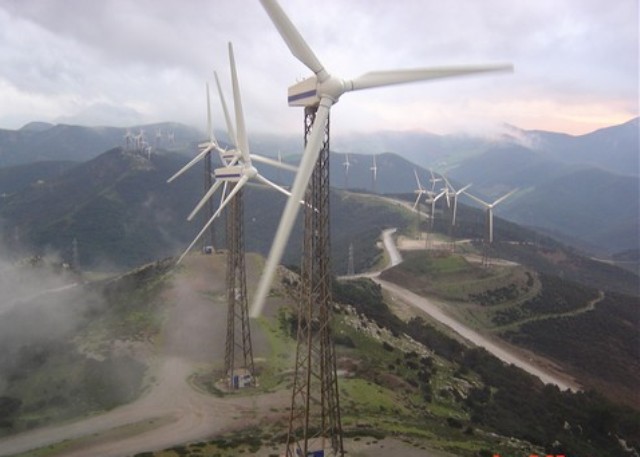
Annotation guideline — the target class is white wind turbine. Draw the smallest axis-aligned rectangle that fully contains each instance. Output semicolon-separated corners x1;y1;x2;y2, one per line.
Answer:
442;175;471;227
370;155;378;193
124;129;133;150
412;169;429;210
176;42;296;263
429;169;442;192
412;169;431;239
343;153;351;189
426;187;448;229
463;189;518;244
251;0;512;317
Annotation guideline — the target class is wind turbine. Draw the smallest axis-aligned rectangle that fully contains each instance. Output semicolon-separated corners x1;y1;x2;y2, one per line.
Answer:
427;187;447;229
429;169;442;192
442;175;472;228
463;188;518;244
175;43;295;263
370;155;378;193
124;129;133;150
413;169;429;209
155;128;163;149
343;153;351;189
252;0;512;318
136;129;146;151
412;169;429;239
441;175;471;251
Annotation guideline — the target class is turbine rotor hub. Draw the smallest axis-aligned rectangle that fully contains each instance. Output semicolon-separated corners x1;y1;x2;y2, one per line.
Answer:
317;75;346;102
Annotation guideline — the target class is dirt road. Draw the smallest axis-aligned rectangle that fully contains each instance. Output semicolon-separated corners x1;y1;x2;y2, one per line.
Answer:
346;227;580;392
0;255;287;457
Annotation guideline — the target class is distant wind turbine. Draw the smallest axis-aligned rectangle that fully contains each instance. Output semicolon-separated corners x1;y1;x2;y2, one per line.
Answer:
442;175;472;227
343;153;351;189
463;189;518;244
413;169;429;209
426;187;447;229
370;155;378;193
429;169;442;192
412;169;431;239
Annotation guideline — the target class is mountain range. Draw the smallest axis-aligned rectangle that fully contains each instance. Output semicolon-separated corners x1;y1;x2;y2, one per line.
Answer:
0;147;412;273
0;117;637;258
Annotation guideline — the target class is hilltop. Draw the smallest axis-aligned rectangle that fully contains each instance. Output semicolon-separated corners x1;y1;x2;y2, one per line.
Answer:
2;246;638;457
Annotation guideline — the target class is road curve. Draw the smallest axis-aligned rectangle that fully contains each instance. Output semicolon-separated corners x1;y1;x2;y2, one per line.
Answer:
374;278;579;391
381;228;403;268
364;227;580;392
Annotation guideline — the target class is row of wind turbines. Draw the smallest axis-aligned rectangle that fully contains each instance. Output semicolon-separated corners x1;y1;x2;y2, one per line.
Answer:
124;127;175;156
412;168;517;248
342;153;379;193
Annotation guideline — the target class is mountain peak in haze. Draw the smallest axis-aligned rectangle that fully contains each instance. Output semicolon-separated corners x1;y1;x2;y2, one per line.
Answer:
19;121;54;132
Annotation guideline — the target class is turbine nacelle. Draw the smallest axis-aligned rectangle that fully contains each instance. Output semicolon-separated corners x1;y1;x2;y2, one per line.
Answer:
288;74;349;107
214;165;243;183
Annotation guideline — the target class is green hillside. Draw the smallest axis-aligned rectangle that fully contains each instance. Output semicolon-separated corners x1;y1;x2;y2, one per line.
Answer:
0;258;172;436
0;148;412;272
380;249;640;409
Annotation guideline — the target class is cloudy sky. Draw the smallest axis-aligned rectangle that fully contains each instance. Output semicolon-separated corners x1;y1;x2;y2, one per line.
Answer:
0;0;637;137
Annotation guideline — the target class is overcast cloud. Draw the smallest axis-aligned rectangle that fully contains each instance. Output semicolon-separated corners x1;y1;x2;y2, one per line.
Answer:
0;0;637;136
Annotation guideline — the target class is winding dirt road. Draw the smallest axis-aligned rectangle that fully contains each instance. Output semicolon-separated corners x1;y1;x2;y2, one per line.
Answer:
0;255;287;457
365;227;580;391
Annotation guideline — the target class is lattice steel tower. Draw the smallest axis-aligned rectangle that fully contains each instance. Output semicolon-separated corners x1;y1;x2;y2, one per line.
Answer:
285;107;344;457
224;187;255;389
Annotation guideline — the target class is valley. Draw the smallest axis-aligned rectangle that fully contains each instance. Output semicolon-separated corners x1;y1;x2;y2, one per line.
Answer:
1;225;637;456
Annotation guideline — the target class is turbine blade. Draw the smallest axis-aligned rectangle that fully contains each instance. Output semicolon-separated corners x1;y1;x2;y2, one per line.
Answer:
456;183;472;195
255;173;291;198
187;179;223;221
206;82;213;143
463;190;490;208
167;145;214;183
492;188;518;206
177;216;215;264
251;153;297;172
414;169;423;191
228;42;251;164
349;64;513;92
220;180;228;206
251;97;333;318
413;192;422;210
212;174;249;221
176;176;245;265
441;174;454;192
214;71;237;147
259;0;327;80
